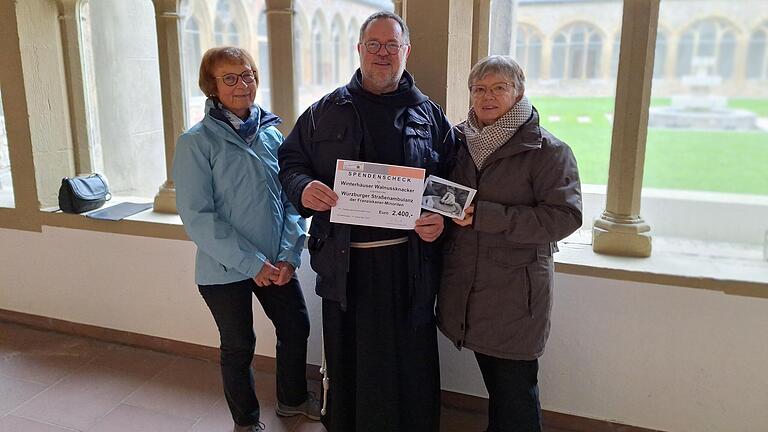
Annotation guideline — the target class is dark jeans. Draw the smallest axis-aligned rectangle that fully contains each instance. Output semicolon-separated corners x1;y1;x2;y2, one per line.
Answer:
199;277;310;427
475;352;542;432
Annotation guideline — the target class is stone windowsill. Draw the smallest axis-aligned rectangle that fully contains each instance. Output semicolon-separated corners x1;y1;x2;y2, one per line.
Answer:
32;201;768;297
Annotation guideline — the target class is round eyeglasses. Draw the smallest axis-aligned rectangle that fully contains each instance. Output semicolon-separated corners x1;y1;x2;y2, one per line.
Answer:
215;71;256;87
363;41;407;55
469;82;514;99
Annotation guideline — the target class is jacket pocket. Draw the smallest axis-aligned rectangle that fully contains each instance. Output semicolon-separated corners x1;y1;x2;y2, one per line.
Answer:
405;121;440;174
484;247;537;320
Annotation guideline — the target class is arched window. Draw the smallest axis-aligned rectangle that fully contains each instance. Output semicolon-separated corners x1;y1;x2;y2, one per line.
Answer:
294;13;305;84
551;34;566;79
182;16;202;99
515;25;541;80
348;20;359;75
311;12;326;85
257;12;270;109
610;32;620;78
586;33;602;78
654;31;667;79
747;22;768;79
331;18;342;83
214;0;240;46
551;23;603;80
675;19;738;79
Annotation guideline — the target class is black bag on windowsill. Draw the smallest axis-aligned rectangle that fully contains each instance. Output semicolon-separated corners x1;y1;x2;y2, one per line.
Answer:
58;174;111;214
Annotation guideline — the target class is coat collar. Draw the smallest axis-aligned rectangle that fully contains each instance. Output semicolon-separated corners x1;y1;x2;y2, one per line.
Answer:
458;107;543;169
201;99;281;153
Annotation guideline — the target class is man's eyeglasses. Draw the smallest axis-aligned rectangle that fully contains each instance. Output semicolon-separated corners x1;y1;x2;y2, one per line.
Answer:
363;41;407;55
215;71;256;87
469;82;515;99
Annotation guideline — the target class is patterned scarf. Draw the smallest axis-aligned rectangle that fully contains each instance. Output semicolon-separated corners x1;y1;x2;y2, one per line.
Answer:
208;98;262;145
463;96;533;169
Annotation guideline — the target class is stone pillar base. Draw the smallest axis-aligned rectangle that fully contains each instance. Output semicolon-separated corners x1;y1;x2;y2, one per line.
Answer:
592;212;652;257
152;180;176;214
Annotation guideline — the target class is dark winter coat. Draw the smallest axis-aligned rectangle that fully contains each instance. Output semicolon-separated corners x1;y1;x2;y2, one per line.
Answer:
437;108;582;359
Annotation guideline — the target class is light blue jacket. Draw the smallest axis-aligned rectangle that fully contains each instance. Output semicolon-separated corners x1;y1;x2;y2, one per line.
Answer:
174;101;306;285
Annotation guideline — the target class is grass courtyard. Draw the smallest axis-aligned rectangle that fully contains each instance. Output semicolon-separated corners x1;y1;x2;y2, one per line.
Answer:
528;96;768;196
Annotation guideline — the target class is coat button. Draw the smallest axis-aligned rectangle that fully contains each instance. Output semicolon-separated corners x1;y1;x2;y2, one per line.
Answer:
460;323;465;331
457;339;463;348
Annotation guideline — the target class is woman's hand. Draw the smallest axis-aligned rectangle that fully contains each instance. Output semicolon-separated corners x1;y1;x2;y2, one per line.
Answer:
253;260;279;287
453;205;474;227
415;211;444;242
271;261;295;286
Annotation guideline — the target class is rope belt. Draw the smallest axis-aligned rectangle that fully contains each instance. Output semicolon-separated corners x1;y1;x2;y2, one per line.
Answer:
349;237;408;249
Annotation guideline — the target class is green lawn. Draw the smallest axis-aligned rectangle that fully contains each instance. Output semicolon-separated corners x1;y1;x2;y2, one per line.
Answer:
528;96;768;196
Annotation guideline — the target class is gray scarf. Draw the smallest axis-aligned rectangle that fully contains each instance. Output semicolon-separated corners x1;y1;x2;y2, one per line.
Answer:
463;96;533;169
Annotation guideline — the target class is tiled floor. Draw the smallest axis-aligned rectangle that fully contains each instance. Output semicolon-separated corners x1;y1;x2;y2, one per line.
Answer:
0;321;489;432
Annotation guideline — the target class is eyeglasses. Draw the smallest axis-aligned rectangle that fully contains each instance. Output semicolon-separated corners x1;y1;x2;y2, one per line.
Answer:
469;82;515;98
215;71;256;87
362;41;407;55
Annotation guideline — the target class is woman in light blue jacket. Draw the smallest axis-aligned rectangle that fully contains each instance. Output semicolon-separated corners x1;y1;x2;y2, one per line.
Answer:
173;47;320;432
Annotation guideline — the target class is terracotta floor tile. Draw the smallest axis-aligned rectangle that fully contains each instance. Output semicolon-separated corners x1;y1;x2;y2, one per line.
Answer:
252;370;277;403
11;365;147;431
123;357;221;421
84;404;196;432
0;327;96;386
291;418;327;432
0;375;46;416
0;415;77;432
440;406;487;432
190;397;299;432
89;344;175;378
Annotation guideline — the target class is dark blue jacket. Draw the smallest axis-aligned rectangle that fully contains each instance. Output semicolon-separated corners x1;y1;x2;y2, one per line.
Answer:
278;76;456;325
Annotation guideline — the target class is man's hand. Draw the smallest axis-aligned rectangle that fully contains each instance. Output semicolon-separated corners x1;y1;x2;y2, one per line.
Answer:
253;260;279;287
301;180;338;211
453;205;474;227
270;261;295;286
414;211;444;242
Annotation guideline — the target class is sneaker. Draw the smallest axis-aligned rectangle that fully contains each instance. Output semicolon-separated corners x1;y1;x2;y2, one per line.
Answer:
233;421;264;432
275;392;322;421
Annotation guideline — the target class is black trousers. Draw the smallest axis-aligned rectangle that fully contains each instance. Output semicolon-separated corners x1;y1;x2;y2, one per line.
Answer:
475;352;542;432
199;278;310;427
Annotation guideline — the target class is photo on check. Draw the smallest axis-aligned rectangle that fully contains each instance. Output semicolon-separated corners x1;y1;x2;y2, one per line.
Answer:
421;175;476;219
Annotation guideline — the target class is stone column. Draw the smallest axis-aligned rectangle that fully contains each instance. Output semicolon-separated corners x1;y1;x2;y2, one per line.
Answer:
393;0;405;18
592;0;659;257
489;0;514;55
265;0;297;135
0;1;39;212
471;0;490;65
57;0;94;175
151;0;185;214
403;0;473;124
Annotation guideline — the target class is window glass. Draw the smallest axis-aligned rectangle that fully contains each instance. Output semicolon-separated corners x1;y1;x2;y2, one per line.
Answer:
645;2;768;197
495;0;621;186
180;0;271;127
80;0;165;199
294;1;393;113
0;89;14;208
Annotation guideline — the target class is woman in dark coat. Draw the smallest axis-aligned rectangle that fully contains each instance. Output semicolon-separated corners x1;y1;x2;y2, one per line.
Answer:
437;55;583;432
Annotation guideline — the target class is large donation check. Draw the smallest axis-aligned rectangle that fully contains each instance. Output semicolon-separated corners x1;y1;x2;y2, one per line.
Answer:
330;159;425;230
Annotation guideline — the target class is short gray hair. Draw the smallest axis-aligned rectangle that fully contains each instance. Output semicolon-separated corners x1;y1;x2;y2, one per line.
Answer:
468;55;526;96
359;11;410;44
